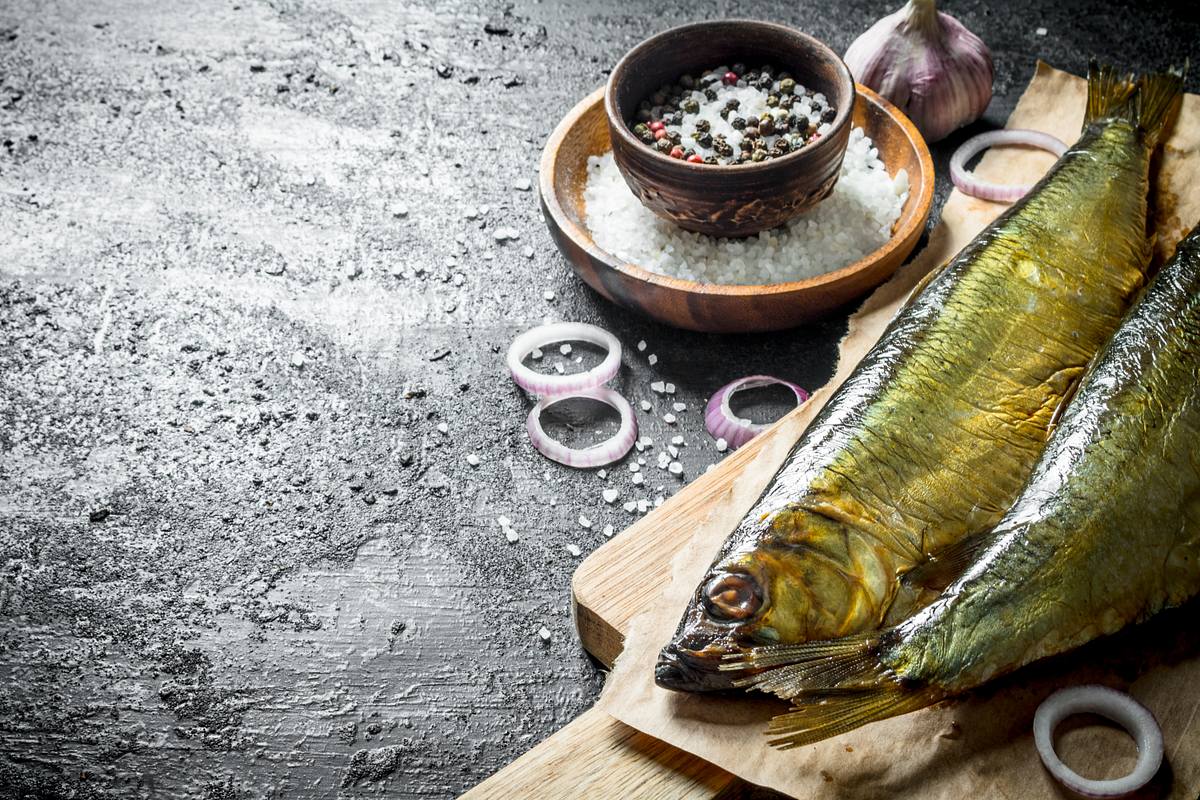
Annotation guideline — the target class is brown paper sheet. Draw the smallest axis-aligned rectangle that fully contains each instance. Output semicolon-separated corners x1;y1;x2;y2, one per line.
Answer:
598;63;1200;800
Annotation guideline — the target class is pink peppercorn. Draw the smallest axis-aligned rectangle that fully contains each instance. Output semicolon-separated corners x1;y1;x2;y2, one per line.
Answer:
722;71;738;86
686;154;704;163
648;120;665;132
669;145;684;159
653;128;668;141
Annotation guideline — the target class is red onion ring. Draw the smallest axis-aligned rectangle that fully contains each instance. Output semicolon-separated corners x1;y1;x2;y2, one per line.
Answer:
1033;685;1163;798
951;129;1069;202
526;387;637;468
705;376;809;450
506;322;622;396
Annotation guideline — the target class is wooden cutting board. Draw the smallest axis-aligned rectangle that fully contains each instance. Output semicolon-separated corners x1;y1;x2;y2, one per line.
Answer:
462;412;809;798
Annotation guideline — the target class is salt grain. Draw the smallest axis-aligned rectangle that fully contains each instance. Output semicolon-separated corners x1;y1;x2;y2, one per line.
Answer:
578;515;592;528
567;543;581;556
584;128;907;285
538;626;552;641
669;461;683;475
716;437;728;452
598;469;607;479
437;422;449;434
648;354;658;365
559;343;572;355
543;290;556;301
672;402;686;412
637;340;647;352
602;488;619;504
632;473;644;485
663;413;677;424
466;453;480;467
640;400;652;411
603;524;614;537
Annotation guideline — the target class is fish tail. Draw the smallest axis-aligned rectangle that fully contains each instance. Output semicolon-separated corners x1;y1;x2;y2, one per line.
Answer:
1085;60;1185;146
1085;61;1138;125
722;631;944;749
1134;63;1186;146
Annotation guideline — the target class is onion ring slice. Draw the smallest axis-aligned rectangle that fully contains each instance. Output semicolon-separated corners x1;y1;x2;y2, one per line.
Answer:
506;322;622;396
1033;685;1163;798
705;375;809;450
527;387;637;468
951;129;1069;203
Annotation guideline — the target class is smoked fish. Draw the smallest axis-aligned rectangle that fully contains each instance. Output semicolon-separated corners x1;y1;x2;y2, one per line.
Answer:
735;219;1200;747
657;63;1183;692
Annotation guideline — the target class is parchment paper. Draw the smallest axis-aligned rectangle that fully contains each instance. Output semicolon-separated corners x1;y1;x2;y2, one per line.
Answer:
598;63;1200;800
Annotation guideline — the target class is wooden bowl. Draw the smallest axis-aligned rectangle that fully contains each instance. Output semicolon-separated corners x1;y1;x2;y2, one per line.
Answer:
605;20;855;237
539;84;934;333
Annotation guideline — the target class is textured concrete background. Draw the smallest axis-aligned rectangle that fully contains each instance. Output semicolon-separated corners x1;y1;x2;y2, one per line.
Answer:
1;1;1197;797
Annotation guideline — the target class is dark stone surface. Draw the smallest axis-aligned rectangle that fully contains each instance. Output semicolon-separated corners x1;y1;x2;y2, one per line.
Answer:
0;1;1196;797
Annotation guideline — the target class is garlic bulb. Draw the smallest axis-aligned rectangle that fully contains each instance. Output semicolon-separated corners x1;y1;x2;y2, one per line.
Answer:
844;0;993;142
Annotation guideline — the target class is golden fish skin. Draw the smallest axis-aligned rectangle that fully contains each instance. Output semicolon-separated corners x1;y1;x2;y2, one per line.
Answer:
748;216;1199;750
887;221;1200;694
658;64;1173;693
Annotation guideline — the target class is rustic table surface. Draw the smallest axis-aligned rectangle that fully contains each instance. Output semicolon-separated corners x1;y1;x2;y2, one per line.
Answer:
1;0;1196;797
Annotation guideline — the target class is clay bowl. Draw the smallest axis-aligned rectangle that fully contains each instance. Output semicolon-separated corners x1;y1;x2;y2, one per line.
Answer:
606;20;855;237
539;84;934;333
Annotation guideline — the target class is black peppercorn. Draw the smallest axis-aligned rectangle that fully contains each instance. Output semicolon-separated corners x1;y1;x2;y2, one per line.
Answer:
667;130;681;144
792;115;809;135
667;112;683;125
704;88;717;101
697;132;713;148
744;115;758;128
681;98;699;114
651;91;667;106
779;78;796;96
704;155;719;164
655;138;672;153
773;137;792;154
694;119;710;132
719;107;731;120
724;97;740;111
731;116;746;130
739;138;754;152
743;127;759;141
765;94;779;108
680;74;695;89
821;107;836;123
714;139;733;157
779;95;794;110
759;118;775;136
757;74;773;90
731;62;746;75
750;149;767;162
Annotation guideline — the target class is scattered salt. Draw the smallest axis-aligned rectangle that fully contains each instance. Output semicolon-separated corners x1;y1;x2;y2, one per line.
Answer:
640;400;652;411
716;437;728;452
672;402;686;412
466;453;480;467
538;626;552;641
623;500;637;512
554;362;565;374
578;515;592;529
522;246;535;259
505;528;519;543
669;461;683;476
583;128;907;285
663;413;677;424
603;524;614;537
567;543;582;556
290;351;306;368
650;381;666;394
671;435;684;446
1035;26;1048;36
598;469;607;479
636;340;647;352
664;383;676;395
437;422;449;434
648;354;658;365
632;473;644;485
531;347;543;359
602;488;619;504
513;177;532;191
543;290;556;301
559;343;572;355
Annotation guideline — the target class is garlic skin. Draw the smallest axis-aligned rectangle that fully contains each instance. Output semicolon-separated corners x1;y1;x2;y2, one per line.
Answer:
844;0;993;142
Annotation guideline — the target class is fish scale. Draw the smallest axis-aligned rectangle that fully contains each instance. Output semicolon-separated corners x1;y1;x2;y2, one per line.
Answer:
657;63;1180;693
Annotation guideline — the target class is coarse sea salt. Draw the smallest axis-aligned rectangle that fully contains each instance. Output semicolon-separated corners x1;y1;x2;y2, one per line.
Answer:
584;128;908;285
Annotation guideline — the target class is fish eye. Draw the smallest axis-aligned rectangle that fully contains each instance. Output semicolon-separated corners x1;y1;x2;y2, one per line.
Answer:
702;572;762;621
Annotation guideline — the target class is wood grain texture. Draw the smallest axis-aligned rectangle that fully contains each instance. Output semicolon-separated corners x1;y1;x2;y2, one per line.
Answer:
458;707;740;800
605;20;855;237
540;83;934;332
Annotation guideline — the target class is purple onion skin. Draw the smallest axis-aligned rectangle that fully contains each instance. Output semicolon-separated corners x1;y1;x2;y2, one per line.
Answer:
844;0;994;142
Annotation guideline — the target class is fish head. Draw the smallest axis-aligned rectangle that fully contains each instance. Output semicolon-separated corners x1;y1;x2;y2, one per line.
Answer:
657;509;875;692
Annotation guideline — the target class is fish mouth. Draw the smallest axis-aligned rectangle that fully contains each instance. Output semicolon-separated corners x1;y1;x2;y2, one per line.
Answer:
655;645;744;692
